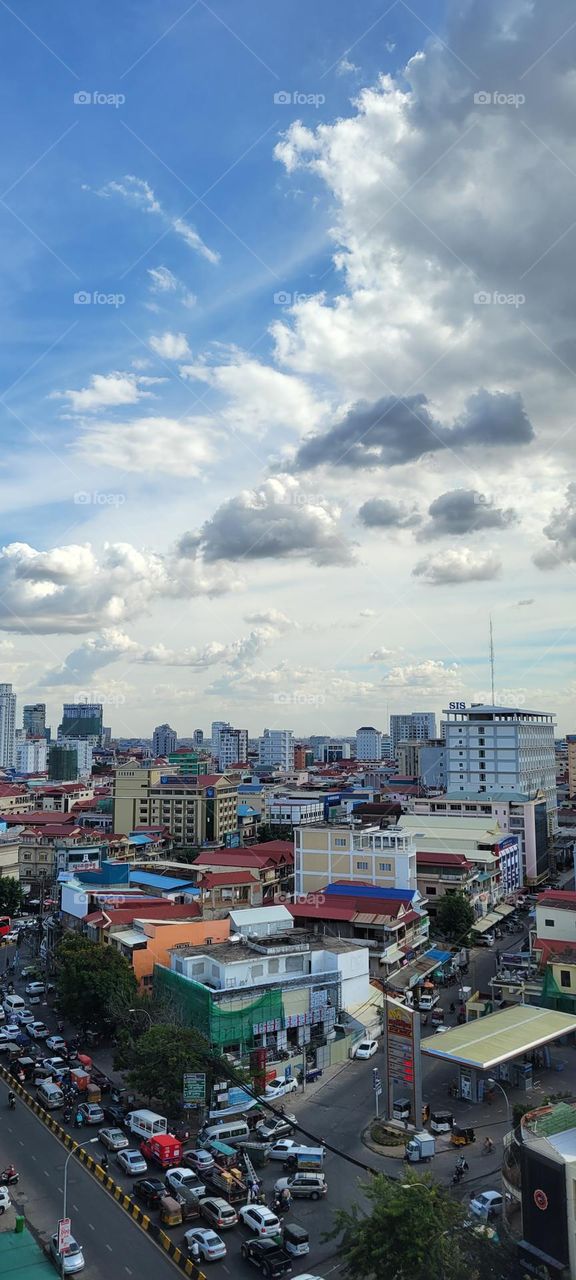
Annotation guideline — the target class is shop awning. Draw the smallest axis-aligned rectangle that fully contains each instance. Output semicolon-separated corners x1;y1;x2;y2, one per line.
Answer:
471;913;501;933
494;903;515;918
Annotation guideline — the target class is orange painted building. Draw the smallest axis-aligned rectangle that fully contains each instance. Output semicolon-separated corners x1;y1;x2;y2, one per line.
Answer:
107;916;231;987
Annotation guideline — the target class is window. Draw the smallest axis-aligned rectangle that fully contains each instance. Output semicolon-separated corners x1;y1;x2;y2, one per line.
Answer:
379;862;392;872
425;886;437;895
356;860;369;870
285;955;304;972
191;961;204;976
268;958;280;973
545;918;554;927
251;964;264;979
334;837;347;848
561;970;572;988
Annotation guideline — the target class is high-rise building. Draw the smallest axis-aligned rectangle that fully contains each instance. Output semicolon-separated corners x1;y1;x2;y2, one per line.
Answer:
60;702;103;740
23;703;47;738
193;729;204;747
48;744;79;781
355;726;382;761
152;724;177;757
390;713;437;755
217;728;248;770
258;729;294;771
113;764;238;845
16;738;48;774
0;683;16;769
444;704;558;838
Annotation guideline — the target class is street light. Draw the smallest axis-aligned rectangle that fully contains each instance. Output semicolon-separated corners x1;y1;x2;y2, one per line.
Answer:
61;1139;99;1279
486;1076;512;1128
128;1007;153;1029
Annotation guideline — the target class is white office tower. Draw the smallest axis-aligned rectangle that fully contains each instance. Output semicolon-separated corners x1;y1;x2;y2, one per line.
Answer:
16;738;48;774
0;683;16;768
152;724;177;757
390;712;437;755
258;729;294;771
217;727;248;770
444;704;558;837
355;726;382;761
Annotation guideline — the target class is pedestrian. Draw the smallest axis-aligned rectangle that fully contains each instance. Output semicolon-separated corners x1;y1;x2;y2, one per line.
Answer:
190;1239;201;1266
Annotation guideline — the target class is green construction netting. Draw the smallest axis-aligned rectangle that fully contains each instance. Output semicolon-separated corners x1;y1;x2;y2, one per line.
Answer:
530;1101;576;1137
154;965;283;1048
541;967;576;1014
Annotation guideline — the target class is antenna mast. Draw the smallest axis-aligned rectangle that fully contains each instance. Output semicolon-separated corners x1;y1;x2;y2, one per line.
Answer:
489;615;495;706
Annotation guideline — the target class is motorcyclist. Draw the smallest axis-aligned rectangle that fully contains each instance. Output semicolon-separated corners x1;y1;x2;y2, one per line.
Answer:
2;1165;16;1182
8;1090;15;1109
189;1239;201;1265
101;1154;109;1172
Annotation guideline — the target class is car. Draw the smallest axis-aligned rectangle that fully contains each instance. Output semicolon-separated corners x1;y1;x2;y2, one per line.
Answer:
0;1030;15;1051
184;1227;227;1262
45;1035;67;1054
264;1078;299;1099
353;1039;379;1059
117;1149;148;1176
469;1191;503;1219
133;1177;166;1208
78;1103;105;1126
165;1167;206;1198
27;1021;49;1040
21;965;40;979
25;981;45;998
183;1148;215;1174
268;1140;299;1161
239;1205;282;1238
199;1197;239;1230
3;1025;22;1041
3;932;18;943
240;1239;292;1277
15;1008;35;1025
42;1056;67;1073
0;1006;5;1022
0;1187;10;1214
256;1115;296;1142
98;1127;129;1152
49;1232;85;1274
103;1102;127;1126
274;1173;327;1201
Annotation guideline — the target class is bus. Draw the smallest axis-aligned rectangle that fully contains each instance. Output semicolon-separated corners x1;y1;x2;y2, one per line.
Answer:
0;916;10;940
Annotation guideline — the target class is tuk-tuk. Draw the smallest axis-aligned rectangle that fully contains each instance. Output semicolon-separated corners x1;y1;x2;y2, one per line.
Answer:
160;1194;183;1227
203;1139;238;1168
175;1188;201;1221
86;1082;102;1105
283;1223;309;1257
429;1110;453;1134
451;1125;476;1147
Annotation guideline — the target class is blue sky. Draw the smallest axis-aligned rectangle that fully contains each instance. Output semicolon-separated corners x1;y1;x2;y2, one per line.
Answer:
1;0;575;736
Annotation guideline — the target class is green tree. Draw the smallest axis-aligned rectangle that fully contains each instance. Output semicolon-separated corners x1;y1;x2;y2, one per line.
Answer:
55;934;137;1031
435;891;475;941
121;1024;220;1115
330;1172;513;1280
0;877;25;916
257;823;293;842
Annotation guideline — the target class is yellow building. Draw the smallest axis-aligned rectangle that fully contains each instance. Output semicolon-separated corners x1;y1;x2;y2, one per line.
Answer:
113;764;238;845
294;824;417;896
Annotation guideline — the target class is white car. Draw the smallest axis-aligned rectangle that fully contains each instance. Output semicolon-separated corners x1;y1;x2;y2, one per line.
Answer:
15;1008;35;1026
98;1127;129;1152
27;1021;49;1040
45;1035;67;1054
42;1056;67;1072
268;1140;299;1161
117;1149;147;1176
3;1025;22;1041
25;981;45;997
238;1205;281;1238
469;1191;503;1219
353;1039;379;1059
264;1078;298;1099
0;1187;10;1214
165;1167;206;1198
50;1233;85;1274
184;1228;226;1262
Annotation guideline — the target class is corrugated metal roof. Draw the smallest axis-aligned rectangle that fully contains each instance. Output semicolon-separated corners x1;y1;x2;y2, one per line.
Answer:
129;870;198;891
422;1005;576;1069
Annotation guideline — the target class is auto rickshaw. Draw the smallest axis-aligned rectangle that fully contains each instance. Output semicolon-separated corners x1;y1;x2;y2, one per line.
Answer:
159;1194;183;1227
283;1223;309;1257
450;1125;476;1147
429;1110;453;1134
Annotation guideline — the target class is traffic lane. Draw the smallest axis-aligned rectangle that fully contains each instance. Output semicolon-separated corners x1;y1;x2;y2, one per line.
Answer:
0;1079;179;1280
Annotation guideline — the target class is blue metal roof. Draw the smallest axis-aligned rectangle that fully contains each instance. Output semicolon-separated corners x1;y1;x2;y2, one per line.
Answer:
128;833;153;845
129;870;199;892
237;804;258;816
425;948;452;964
324;882;415;900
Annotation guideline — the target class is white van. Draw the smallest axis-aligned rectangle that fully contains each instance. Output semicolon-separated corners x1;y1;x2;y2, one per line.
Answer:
3;995;25;1020
37;1081;64;1110
199;1119;251;1147
125;1109;168;1140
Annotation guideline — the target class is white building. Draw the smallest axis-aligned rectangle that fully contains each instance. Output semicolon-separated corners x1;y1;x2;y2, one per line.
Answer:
54;739;94;777
355;726;382;761
152;723;177;757
217;727;248;770
443;704;558;839
258;729;294;771
16;738;48;774
0;683;16;769
266;794;325;827
390;712;437;756
409;790;549;885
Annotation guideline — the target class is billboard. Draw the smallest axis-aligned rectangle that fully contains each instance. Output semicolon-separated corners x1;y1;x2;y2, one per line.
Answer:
520;1146;569;1269
382;996;422;1124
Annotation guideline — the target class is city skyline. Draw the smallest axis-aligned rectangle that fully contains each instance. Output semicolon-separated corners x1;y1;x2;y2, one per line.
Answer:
1;2;575;734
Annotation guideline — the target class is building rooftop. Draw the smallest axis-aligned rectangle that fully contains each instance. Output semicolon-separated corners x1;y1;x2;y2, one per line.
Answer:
325;882;417;901
0;1223;54;1279
229;905;293;927
415;850;472;868
537;890;576;911
170;931;363;964
442;790;535;803
199;869;258;888
129;870;199;892
422;1005;576;1069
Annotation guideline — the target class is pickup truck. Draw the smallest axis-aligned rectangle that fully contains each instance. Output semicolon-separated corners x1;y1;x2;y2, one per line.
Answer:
240;1239;292;1277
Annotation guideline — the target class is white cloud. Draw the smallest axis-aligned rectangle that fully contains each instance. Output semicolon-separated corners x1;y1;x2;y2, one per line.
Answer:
40;628;139;686
95;175;219;264
53;372;151;414
369;648;396;661
413;547;502;585
149;331;191;361
380;659;460;690
147;266;196;308
73;415;216;476
180;352;329;438
243;609;296;632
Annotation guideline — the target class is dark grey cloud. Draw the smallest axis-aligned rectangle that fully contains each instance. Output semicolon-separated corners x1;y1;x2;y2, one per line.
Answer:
533;483;576;569
293;388;534;472
358;497;420;529
415;488;517;541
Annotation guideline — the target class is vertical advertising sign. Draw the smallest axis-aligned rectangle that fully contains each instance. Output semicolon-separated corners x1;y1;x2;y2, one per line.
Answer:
382;995;422;1125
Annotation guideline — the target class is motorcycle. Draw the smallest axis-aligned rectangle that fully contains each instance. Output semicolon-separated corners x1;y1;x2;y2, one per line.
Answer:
0;1167;19;1186
272;1193;291;1215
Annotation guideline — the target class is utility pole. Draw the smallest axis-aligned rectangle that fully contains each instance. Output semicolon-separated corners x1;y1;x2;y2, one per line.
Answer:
489;615;495;706
373;1067;382;1118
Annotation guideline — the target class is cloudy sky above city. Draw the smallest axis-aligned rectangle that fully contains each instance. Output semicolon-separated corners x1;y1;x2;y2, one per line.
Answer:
2;0;576;735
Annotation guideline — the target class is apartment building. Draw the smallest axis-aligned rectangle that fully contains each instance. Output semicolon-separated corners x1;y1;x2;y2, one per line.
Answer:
416;850;481;921
398;813;521;898
0;783;34;813
409;790;549;884
294;823;417;897
152;724;177;757
355;726;382;761
113;763;238;845
390;712;436;756
265;793;325;827
258;729;294;771
0;683;16;769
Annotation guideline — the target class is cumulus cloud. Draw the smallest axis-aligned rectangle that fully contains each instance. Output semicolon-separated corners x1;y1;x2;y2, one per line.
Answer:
358;497;420;529
94;175;219;263
380;659;460;690
293;389;534;472
149;331;191;361
413;547;502;585
53;372;152;414
533;485;576;569
243;609;296;632
180;353;328;438
40;628;139;686
139;626;279;671
369;648;396;661
73;415;216;476
416;489;517;540
147;266;196;308
183;475;353;567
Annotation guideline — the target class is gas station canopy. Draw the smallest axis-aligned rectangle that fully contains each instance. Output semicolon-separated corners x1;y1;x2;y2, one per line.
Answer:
421;1005;576;1069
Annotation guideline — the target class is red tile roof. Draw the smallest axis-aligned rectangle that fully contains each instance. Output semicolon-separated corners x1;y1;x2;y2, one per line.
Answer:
416;851;471;868
102;902;201;924
4;811;76;825
199;870;257;888
537;891;576;910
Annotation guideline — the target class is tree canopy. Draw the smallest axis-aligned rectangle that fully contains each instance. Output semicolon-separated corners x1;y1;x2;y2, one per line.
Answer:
330;1172;514;1280
0;877;25;917
55;933;137;1030
120;1023;220;1115
435;891;475;941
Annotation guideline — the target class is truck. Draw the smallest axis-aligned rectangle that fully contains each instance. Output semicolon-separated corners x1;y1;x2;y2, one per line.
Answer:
139;1133;183;1169
240;1239;292;1277
206;1164;247;1203
405;1132;435;1164
126;1109;168;1141
282;1147;324;1173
